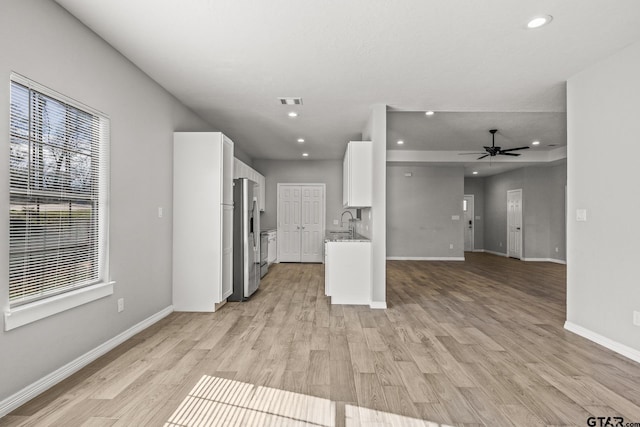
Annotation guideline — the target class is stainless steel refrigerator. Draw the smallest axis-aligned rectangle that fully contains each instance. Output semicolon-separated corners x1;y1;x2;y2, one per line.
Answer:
229;178;260;301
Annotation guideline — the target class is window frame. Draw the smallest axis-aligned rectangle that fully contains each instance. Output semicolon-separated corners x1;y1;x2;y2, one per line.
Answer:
5;73;113;331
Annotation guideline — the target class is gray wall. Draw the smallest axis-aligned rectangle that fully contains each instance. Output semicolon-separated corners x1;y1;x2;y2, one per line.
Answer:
483;163;566;260
0;0;211;401
463;178;485;250
387;165;464;258
253;159;344;231
567;40;640;352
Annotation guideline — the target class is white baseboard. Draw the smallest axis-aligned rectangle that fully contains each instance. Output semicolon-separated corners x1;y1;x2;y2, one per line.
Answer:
564;321;640;364
386;256;465;261
472;249;485;253
522;257;567;265
0;305;174;418
370;301;387;309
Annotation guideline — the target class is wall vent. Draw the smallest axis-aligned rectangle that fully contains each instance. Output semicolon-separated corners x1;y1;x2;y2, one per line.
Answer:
279;97;303;105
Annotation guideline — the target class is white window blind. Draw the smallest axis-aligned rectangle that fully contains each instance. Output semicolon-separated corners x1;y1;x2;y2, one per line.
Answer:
9;74;110;307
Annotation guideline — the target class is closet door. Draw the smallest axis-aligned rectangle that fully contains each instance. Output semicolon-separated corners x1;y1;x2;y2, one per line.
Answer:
278;185;302;262
301;185;324;262
277;184;325;263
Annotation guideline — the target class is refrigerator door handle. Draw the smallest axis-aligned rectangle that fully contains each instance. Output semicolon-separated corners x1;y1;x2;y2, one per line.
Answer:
252;199;258;248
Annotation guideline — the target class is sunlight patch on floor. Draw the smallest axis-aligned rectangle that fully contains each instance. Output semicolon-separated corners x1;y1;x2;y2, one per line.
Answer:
165;375;452;427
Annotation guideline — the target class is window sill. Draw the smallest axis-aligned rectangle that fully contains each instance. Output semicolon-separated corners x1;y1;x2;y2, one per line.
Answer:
4;281;115;331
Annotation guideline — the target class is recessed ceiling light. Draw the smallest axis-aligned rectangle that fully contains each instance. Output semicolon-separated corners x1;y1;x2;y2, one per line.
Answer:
302;153;309;157
288;112;298;118
472;171;478;175
532;140;540;145
527;15;553;29
397;140;404;145
297;138;305;143
425;111;435;116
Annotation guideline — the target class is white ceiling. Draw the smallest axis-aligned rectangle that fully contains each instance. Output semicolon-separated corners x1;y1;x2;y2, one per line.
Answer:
54;0;640;162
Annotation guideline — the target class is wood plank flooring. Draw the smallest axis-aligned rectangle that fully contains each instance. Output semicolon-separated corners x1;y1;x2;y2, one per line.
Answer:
3;253;640;426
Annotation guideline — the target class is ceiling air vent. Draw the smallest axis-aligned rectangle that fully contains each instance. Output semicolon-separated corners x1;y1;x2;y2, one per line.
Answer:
278;97;303;105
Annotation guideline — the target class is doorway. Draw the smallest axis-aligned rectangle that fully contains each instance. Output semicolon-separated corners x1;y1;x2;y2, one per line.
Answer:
463;195;474;251
507;189;523;259
277;184;325;263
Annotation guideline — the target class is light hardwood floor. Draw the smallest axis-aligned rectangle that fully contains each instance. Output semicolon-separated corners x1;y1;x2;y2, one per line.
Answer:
2;253;640;426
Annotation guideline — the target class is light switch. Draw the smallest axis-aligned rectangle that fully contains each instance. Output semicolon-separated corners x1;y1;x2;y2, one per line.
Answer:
158;207;163;218
333;220;339;225
576;209;587;222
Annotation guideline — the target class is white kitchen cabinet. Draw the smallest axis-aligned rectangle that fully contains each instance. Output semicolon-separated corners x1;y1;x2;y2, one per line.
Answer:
259;174;266;212
173;132;234;311
324;241;371;305
343;141;372;208
267;230;277;264
233;158;266;212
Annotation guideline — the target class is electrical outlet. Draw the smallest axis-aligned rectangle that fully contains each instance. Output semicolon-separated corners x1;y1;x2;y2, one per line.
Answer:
633;311;640;326
333;219;339;225
499;242;502;247
555;247;559;253
117;298;125;313
449;244;454;249
158;207;163;218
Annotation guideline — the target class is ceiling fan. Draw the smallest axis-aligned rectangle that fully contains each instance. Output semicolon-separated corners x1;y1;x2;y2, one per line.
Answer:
463;129;529;160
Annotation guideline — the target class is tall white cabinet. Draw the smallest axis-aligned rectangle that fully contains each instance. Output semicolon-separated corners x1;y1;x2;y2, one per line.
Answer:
343;141;372;208
173;132;234;311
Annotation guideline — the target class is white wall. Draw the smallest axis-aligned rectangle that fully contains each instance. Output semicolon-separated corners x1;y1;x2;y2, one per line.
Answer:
361;105;387;307
0;0;211;402
387;166;464;259
567;40;640;353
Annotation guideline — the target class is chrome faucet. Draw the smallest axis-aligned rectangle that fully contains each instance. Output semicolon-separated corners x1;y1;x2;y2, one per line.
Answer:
340;211;355;237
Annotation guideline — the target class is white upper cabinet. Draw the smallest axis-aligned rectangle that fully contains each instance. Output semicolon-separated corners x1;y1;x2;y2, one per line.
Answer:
233;158;266;212
343;141;372;208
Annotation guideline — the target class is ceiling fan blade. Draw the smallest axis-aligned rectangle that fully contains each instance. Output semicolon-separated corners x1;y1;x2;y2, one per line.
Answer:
500;146;530;152
499;152;521;156
477;154;489;160
458;152;486;155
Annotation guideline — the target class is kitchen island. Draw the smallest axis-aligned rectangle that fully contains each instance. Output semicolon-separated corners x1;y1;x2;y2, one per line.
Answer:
324;232;371;305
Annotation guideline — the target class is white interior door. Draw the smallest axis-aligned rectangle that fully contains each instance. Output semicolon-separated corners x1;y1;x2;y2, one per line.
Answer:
507;189;523;259
463;195;474;252
277;185;301;262
301;185;325;262
278;184;325;263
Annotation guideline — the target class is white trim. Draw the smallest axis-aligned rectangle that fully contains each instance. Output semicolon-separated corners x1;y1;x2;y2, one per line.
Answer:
386;256;465;261
522;257;567;265
484;250;508;257
0;305;174;418
564;321;640;364
472;249;486;253
370;301;387;309
4;281;115;331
